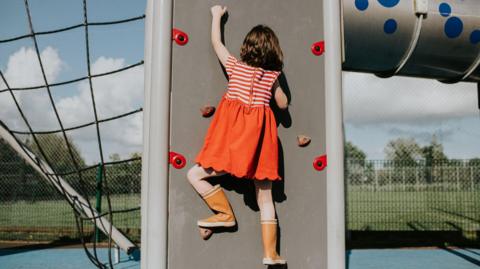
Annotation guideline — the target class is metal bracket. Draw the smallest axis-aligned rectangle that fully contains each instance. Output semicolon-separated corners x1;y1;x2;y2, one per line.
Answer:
440;51;480;84
414;0;429;15
376;2;428;78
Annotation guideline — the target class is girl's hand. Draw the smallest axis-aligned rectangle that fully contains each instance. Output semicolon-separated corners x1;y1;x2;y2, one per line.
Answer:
211;5;227;18
210;5;230;66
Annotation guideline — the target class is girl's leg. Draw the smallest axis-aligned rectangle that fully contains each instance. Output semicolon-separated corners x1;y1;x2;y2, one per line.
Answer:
187;164;235;231
187;163;227;195
254;180;286;265
254;180;276;220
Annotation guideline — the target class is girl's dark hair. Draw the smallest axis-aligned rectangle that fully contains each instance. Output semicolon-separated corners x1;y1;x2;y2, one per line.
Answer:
240;25;283;71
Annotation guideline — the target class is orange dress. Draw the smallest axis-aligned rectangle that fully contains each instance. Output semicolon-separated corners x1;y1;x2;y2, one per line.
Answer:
194;55;282;181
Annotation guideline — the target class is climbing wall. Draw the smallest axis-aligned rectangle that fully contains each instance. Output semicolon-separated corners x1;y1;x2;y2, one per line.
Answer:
168;1;327;268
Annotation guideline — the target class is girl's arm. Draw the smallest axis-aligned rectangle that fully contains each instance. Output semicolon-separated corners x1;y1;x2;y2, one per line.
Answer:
272;80;288;110
211;5;230;67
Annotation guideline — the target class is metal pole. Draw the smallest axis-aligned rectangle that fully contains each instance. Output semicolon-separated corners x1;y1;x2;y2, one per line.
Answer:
470;166;474;191
456;166;460;191
415;168;419;191
477;83;479;110
114;244;120;264
142;0;172;268
324;0;346;268
95;163;103;243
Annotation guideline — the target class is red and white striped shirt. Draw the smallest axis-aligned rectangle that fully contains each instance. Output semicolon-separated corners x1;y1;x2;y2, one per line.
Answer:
224;55;281;107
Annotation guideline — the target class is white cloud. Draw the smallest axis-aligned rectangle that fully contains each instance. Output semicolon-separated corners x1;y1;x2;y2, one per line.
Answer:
1;46;63;88
56;56;144;160
343;72;478;125
0;46;63;130
0;47;144;164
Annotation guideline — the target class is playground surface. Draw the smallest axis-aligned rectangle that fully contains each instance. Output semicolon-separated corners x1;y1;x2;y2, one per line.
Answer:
0;245;479;269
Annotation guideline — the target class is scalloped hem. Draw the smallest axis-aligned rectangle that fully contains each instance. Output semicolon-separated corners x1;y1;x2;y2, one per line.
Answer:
195;160;282;181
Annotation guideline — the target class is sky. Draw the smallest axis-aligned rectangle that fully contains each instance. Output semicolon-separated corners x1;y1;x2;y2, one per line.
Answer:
0;0;479;164
0;0;145;164
343;72;480;159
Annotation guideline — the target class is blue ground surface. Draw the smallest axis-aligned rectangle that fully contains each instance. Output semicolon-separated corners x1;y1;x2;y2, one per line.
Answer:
0;247;479;269
347;248;480;269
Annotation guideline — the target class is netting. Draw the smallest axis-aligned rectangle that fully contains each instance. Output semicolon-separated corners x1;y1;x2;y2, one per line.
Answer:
0;0;144;268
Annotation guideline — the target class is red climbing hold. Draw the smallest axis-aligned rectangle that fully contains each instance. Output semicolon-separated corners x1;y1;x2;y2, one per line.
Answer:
200;105;216;117
169;151;186;169
311;41;325;56
172;28;189;46
313;155;327;171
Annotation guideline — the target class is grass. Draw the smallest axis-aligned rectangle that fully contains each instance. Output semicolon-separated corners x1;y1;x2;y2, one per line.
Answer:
1;190;479;242
347;190;480;233
0;194;140;241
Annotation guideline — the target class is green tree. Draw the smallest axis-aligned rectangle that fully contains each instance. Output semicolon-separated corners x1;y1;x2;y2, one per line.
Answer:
25;133;85;174
384;137;422;184
385;137;422;165
1;138;59;200
130;152;141;159
421;134;448;165
105;152;141;194
468;158;480;184
468;158;480;166
109;153;121;162
345;141;366;161
421;135;448;183
0;138;18;162
345;141;373;183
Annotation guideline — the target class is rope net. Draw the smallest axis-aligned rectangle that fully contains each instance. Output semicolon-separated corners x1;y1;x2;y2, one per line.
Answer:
0;0;144;268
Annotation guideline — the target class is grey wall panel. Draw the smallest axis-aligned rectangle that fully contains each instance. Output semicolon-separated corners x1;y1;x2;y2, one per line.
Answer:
169;1;327;268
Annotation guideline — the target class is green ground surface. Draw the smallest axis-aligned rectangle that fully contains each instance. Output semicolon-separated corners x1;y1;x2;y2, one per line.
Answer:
0;194;140;241
347;190;480;233
1;191;478;242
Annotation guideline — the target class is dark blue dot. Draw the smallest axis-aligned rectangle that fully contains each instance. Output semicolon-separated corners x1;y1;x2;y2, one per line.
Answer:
439;3;451;17
470;30;480;44
384;19;397;34
378;0;400;8
444;17;463;38
355;0;369;11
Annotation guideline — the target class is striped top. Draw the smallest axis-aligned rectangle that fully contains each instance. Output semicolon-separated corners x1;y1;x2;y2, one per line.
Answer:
224;55;281;107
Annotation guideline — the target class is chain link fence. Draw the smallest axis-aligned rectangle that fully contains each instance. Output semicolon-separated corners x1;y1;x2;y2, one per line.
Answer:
0;142;140;243
1;142;479;244
346;159;480;237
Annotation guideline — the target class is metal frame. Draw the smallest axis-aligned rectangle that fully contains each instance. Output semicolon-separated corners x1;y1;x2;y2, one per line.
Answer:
142;0;347;268
141;0;173;269
324;0;346;269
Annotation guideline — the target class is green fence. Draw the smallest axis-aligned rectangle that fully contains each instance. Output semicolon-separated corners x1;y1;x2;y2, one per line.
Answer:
0;159;141;242
346;159;480;236
0;157;479;243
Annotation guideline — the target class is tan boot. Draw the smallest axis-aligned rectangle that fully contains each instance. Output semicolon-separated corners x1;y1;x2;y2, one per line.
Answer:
197;184;236;228
261;219;286;265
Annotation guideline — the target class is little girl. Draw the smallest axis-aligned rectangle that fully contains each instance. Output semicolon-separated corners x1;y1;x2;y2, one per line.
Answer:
186;5;288;266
